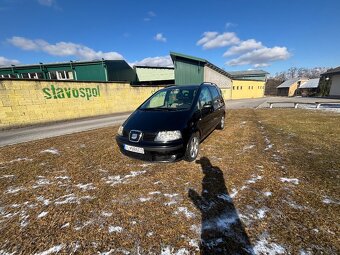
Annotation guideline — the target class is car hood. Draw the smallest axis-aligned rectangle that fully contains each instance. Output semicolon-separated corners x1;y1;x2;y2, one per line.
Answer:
123;109;190;132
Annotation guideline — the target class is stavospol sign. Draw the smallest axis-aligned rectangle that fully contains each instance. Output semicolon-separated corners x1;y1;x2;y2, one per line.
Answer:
42;85;101;100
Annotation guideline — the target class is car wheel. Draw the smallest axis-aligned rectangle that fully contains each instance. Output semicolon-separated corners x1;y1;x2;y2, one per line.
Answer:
217;116;225;130
185;133;200;162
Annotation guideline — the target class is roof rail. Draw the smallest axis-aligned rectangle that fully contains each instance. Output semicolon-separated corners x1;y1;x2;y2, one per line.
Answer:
200;82;216;86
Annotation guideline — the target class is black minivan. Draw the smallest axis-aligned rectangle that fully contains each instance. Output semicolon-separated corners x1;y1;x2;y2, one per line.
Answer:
116;83;225;162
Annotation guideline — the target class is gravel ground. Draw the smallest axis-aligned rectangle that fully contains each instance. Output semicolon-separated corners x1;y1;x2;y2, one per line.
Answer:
0;109;339;254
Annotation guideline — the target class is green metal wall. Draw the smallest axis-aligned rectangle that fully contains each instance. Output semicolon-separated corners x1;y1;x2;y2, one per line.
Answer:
174;58;204;85
74;63;106;81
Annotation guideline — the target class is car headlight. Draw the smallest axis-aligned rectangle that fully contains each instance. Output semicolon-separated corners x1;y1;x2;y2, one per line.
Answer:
117;125;124;136
154;131;182;142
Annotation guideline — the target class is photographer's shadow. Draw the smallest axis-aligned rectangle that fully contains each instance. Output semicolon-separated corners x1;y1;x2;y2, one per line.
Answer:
189;157;254;255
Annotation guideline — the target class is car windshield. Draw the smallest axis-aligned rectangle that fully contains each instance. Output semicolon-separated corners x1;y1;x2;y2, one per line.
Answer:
140;87;197;110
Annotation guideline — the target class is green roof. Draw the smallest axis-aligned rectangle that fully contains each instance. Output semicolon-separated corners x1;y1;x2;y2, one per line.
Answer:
170;52;207;63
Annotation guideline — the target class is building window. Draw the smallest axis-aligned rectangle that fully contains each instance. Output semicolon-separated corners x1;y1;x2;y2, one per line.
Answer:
233;86;235;90
240;86;242;90
249;86;250;89
237;86;239;90
21;73;29;79
56;70;73;80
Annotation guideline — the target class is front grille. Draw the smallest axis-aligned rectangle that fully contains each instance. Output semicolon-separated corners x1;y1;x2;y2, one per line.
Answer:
142;132;157;141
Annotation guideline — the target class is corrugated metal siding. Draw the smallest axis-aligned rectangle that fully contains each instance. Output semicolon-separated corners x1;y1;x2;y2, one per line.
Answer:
174;58;204;85
75;64;106;81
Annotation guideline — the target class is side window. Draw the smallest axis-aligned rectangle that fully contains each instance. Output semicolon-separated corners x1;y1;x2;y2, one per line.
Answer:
198;87;213;109
208;86;222;109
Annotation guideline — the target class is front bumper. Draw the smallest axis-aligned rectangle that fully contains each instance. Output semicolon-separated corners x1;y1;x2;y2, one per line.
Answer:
115;135;184;162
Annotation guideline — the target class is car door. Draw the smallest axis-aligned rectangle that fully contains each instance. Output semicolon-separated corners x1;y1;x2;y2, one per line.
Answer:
197;86;215;138
208;85;224;127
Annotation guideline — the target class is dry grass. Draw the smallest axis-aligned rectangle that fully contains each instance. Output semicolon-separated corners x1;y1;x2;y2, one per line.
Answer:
0;109;339;254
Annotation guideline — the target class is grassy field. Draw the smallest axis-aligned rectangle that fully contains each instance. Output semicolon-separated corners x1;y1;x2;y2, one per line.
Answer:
0;109;339;254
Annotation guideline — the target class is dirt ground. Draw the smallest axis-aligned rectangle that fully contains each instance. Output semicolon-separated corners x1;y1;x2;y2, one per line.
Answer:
0;109;339;255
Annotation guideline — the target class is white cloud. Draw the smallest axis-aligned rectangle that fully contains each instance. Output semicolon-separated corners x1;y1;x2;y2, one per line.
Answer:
197;32;240;49
144;11;156;21
225;22;237;29
37;0;55;7
226;46;291;67
223;39;263;57
0;56;20;66
154;33;167;42
130;56;173;67
8;36;123;61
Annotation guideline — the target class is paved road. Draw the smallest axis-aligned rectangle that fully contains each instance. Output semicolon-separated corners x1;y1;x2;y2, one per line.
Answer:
1;96;339;147
0;113;131;147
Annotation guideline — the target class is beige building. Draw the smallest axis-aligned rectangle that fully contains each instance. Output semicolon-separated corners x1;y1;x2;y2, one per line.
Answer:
277;78;308;97
321;67;340;97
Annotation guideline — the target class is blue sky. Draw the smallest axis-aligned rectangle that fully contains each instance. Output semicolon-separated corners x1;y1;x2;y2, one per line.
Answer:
0;0;339;75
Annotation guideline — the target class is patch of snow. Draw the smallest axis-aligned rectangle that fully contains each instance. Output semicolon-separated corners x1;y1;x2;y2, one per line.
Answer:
174;207;195;219
322;196;340;205
103;170;146;186
5;186;24;194
0;250;16;255
34;244;64;255
243;145;256;151
98;250;114;255
131;221;137;225
164;193;178;198
246;175;263;184
36;196;51;206
280;178;299;185
61;223;70;229
164;201;177;206
37;211;48;218
264;191;272;197
139;197;151;202
190;224;201;235
149;191;161;195
253;236;285;255
188;239;199;249
230;188;238;198
300;249;312;255
147;231;153;237
108;226;123;233
154;181;162;185
40;148;60;155
20;211;29;228
140;163;152;167
75;183;96;191
74;220;93;230
32;177;51;188
54;194;78;205
0;174;15;179
8;157;33;164
257;208;268;219
101;212;113;217
161;247;190;255
54;176;70;180
11;203;20;208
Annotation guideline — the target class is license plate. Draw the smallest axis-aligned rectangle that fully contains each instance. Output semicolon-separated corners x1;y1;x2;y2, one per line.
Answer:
124;144;145;154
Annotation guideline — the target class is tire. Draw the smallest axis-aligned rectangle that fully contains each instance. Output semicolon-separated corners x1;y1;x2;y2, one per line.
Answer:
217;116;225;130
184;133;200;162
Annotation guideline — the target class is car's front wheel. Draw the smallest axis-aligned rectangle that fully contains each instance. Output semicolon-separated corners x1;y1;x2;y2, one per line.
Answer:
184;133;200;162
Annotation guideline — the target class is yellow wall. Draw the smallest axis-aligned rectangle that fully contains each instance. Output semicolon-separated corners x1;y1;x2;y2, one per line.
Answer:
0;79;163;129
231;80;265;99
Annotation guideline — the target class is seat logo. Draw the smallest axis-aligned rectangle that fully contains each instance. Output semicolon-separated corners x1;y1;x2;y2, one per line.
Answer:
129;130;142;142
